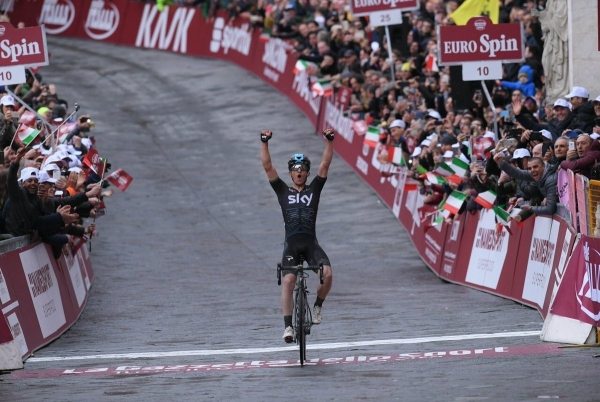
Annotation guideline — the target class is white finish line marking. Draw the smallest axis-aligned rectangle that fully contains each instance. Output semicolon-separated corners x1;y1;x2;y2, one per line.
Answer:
27;330;540;363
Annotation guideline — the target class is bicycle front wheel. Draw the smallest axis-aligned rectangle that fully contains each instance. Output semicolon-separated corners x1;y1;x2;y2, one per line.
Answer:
295;288;306;366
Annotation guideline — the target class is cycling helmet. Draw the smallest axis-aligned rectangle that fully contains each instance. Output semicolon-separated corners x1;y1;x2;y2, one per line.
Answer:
288;153;311;171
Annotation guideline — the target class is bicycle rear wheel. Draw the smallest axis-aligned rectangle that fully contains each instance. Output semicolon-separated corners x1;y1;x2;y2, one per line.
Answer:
295;288;306;366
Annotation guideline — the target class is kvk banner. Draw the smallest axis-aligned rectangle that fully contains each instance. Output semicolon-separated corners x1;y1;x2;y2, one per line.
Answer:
437;17;523;65
552;236;600;325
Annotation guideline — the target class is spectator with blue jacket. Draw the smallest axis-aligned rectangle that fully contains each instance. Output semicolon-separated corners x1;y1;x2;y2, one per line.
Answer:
498;64;536;97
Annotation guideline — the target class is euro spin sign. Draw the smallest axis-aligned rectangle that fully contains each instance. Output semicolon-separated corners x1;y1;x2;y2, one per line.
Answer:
437;17;524;65
351;0;418;16
0;23;49;68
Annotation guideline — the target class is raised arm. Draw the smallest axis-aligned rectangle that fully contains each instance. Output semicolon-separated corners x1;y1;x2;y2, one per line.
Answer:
260;129;278;181
317;128;335;178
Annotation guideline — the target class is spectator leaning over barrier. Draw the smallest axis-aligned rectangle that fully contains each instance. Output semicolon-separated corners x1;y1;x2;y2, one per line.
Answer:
3;148;80;244
493;153;558;222
560;133;600;178
509;147;543;208
36;170;100;257
565;86;595;133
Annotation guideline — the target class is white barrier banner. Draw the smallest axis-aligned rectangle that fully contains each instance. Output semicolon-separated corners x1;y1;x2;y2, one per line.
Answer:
0;267;10;304
466;209;509;289
6;312;27;356
522;217;560;307
20;245;66;338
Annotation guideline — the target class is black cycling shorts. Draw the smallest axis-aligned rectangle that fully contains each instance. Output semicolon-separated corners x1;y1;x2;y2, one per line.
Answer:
281;234;331;274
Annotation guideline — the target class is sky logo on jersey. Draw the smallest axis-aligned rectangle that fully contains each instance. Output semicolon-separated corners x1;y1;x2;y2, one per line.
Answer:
288;193;312;206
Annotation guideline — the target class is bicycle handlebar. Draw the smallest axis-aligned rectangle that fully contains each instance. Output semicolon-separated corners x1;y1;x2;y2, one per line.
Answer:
277;263;324;286
280;264;322;272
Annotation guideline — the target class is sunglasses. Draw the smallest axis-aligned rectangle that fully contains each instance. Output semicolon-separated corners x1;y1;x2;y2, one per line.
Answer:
290;164;308;172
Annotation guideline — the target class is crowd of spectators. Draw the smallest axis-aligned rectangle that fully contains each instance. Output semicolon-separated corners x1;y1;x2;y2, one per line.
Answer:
0;67;113;257
203;0;597;226
143;0;598;226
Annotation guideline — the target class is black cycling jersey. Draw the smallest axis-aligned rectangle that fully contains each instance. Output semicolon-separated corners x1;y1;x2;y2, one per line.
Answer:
270;175;326;239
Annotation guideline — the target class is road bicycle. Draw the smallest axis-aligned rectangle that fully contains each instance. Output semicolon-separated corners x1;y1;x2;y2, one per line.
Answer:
277;260;323;366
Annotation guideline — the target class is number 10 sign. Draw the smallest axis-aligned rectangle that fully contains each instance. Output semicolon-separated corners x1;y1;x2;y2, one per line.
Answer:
0;66;25;85
461;61;502;81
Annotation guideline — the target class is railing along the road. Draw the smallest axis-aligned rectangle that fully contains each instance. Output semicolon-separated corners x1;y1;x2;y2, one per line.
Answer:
2;1;598;370
0;236;93;369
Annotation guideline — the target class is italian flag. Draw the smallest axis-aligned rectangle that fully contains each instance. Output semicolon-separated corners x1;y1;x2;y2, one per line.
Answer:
433;209;451;226
446;174;463;186
450;157;469;177
474;190;496;209
387;146;405;166
443;191;467;215
311;79;333;97
293;59;316;75
364;126;380;148
425;172;446;185
415;165;428;175
19;110;37;127
17;126;41;146
434;162;455;177
493;205;511;226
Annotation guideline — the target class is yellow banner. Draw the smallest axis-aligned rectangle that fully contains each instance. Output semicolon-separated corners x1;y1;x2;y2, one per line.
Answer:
450;0;500;25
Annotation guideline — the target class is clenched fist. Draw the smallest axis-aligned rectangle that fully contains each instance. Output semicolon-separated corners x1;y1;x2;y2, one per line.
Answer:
260;130;272;143
322;128;335;142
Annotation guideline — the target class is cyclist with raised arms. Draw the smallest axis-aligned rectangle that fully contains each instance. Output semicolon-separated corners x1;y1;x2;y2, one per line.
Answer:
260;128;334;343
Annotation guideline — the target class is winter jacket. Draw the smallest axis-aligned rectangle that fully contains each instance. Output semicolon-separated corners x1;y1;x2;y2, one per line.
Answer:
499;161;557;216
560;139;600;178
500;65;536;97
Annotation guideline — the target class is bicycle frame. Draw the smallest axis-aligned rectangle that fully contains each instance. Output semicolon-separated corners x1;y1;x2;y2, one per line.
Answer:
277;262;323;366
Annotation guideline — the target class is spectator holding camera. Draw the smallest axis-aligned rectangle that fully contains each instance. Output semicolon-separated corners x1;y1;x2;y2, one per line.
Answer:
560;133;600;178
464;160;498;212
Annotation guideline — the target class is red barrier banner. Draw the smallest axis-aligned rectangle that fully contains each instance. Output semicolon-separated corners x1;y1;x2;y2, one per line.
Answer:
253;36;293;87
439;213;466;281
1;241;94;358
552;235;600;325
38;0;82;37
80;0;125;43
539;223;575;315
421;216;448;275
128;3;206;54
450;211;480;283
